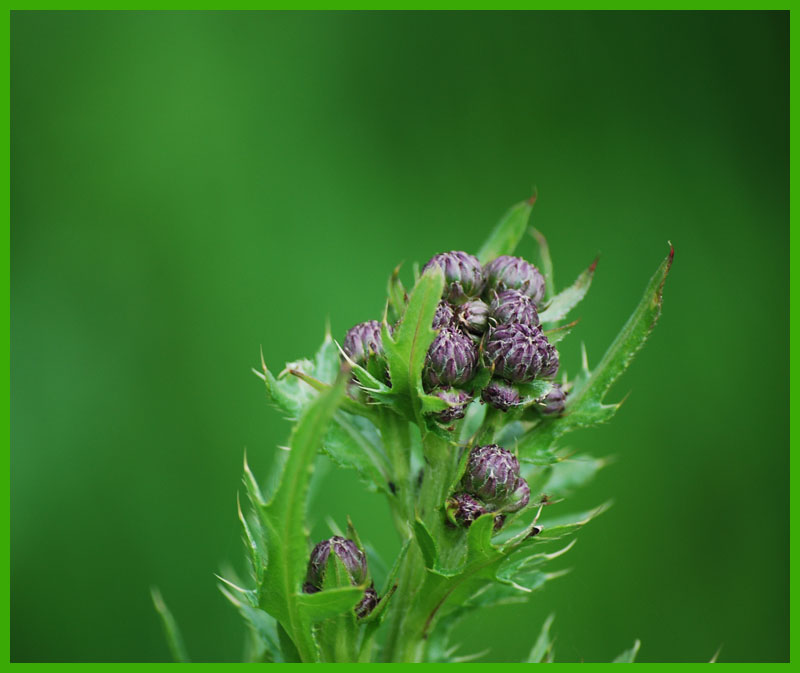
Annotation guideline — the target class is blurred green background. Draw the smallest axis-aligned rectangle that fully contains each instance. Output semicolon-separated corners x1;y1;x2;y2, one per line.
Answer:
11;10;788;663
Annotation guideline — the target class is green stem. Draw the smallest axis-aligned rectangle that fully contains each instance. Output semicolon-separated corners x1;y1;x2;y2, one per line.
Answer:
384;432;460;663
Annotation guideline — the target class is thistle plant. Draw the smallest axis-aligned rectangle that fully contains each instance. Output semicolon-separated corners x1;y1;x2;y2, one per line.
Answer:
154;197;672;663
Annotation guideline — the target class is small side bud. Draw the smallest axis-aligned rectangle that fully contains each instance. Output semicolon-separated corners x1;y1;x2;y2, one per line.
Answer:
484;255;546;304
356;585;379;619
456;299;491;335
423;251;486;304
484;323;559;383
462;444;521;505
304;536;367;593
490;288;540;327
505;476;531;513
432;300;456;330
481;378;522;411
423;327;479;390
537;383;566;415
431;387;473;422
342;321;384;366
446;492;488;528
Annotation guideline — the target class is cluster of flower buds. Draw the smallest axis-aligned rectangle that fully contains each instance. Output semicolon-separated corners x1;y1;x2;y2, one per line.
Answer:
341;250;561;420
447;444;530;530
420;251;559;419
302;536;378;618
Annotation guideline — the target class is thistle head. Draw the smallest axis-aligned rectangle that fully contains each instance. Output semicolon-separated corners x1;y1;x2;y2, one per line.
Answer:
423;327;479;390
484;255;546;304
343;320;384;366
423;251;486;304
303;536;367;592
480;378;522;411
538;383;567;415
462;444;521;505
490;288;540;327
446;491;488;528
484;323;559;383
455;299;491;335
432;300;456;330
430;387;473;423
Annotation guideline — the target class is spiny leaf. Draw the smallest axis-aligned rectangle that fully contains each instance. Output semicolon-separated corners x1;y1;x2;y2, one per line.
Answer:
257;372;348;662
477;197;536;264
544;319;579;344
218;584;281;662
521;246;673;450
323;412;391;494
151;587;190;663
612;639;641;663
540;257;598;324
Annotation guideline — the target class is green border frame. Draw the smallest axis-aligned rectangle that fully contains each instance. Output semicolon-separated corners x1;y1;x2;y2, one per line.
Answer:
3;6;791;666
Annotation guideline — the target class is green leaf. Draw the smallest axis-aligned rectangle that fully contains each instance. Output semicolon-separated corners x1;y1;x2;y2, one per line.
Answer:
544;319;579;344
323;412;391;494
543;454;607;497
150;587;191;663
383;267;445;423
257;372;348;662
413;518;440;570
387;263;408;322
526;613;556;662
612;640;641;663
539;258;598;324
218;584;281;663
521;247;674;450
530;226;555;299
294;585;365;621
477;198;535;264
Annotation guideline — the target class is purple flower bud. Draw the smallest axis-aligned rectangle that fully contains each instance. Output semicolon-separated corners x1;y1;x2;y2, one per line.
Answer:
462;444;521;505
455;299;491;335
431;387;472;423
505;477;530;513
446;492;488;528
432;301;455;330
343;321;384;366
304;536;367;592
484;255;546;304
538;383;566;415
355;585;379;619
490;289;539;327
423;327;479;390
423;251;486;304
484;323;559;383
480;378;522;411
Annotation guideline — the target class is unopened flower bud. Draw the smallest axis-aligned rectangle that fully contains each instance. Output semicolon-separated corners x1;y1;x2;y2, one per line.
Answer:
355;585;379;619
456;299;491;335
343;321;384;366
484;324;559;383
431;387;472;423
462;444;521;505
490;289;539;327
304;536;367;592
432;301;455;330
480;378;522;411
538;383;566;415
505;477;530;513
446;492;488;528
484;255;546;304
423;251;486;304
423;327;479;390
